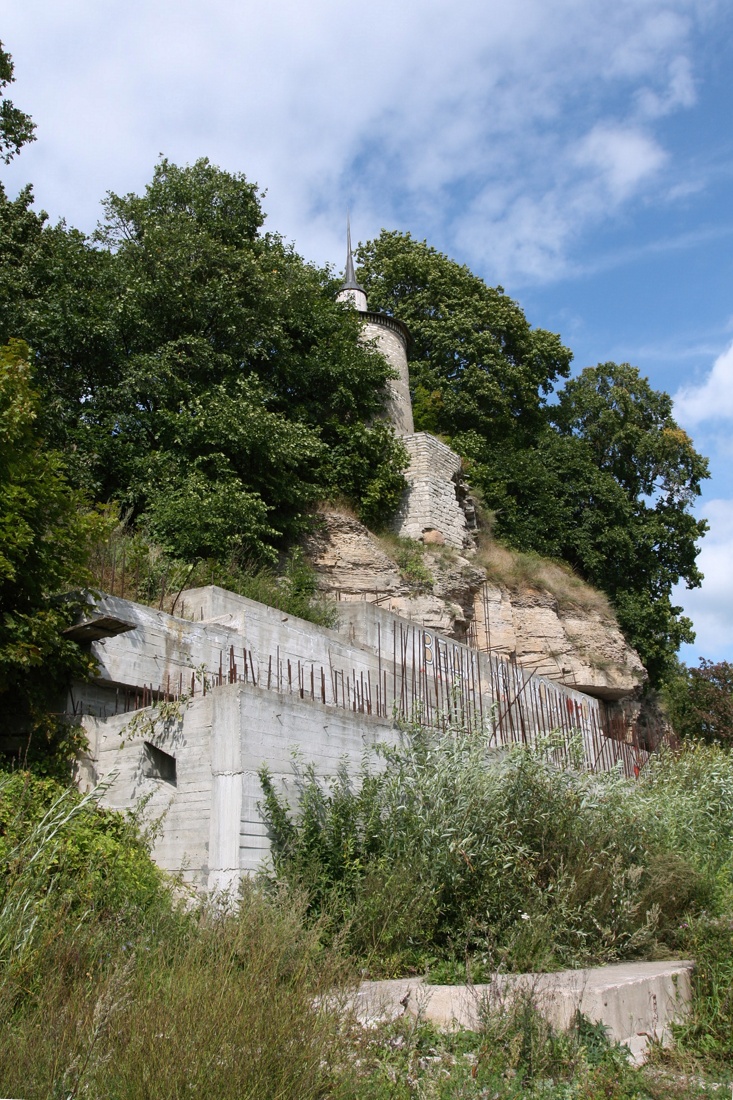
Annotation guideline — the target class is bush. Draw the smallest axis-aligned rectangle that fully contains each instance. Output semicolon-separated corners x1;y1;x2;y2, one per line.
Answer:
260;728;733;976
0;770;349;1099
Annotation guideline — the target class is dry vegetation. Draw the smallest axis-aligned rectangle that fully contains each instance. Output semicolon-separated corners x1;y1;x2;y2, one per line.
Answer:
476;538;614;617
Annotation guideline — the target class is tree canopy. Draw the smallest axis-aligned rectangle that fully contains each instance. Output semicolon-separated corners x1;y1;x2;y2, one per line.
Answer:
358;230;573;445
666;659;733;747
0;159;408;563
0;42;35;163
0;340;100;763
358;231;708;683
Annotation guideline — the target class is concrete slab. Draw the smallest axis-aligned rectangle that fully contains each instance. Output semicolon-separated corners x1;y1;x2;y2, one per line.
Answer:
354;960;694;1063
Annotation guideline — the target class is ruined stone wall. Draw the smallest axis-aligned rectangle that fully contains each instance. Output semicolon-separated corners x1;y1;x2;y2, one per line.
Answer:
391;432;475;549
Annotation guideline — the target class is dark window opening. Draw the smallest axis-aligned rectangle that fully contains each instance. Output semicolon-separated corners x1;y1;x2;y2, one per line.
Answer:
142;741;177;785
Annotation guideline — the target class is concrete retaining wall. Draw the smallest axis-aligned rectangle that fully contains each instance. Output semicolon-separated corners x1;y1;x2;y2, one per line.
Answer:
83;678;396;892
74;586;647;889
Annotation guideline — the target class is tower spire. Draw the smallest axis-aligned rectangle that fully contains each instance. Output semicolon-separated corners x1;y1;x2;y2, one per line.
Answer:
337;215;367;310
343;215;364;290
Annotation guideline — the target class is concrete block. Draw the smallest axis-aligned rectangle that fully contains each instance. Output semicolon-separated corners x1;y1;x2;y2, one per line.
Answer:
353;960;694;1063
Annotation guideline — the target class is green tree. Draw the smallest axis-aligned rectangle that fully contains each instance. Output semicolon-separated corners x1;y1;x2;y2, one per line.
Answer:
550;363;708;680
666;659;733;746
0;160;407;561
357;234;707;682
0;340;101;768
357;230;572;444
0;42;35;163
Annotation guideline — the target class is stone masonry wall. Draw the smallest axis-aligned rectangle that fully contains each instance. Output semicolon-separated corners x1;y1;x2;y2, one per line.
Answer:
392;432;475;549
362;314;414;436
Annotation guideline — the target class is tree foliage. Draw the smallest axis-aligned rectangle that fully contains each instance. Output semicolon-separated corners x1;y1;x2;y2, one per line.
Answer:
357;232;708;682
0;160;407;565
357;230;572;445
0;340;101;764
0;42;35;164
667;659;733;746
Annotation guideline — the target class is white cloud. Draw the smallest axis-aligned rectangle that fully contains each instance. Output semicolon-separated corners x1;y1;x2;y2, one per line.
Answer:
635;55;696;118
0;0;720;281
574;124;668;202
674;341;733;425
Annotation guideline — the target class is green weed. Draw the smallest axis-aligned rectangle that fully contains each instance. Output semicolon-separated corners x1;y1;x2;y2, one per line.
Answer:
260;729;733;977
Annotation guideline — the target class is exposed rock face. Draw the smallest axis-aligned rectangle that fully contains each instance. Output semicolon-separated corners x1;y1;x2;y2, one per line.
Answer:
471;584;647;701
304;510;482;639
306;510;647;701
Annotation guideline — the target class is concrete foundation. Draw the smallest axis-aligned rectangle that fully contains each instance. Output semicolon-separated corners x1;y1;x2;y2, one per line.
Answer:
353;960;694;1063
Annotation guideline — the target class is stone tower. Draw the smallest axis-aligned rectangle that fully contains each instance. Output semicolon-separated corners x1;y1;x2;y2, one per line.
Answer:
337;220;414;436
338;223;477;549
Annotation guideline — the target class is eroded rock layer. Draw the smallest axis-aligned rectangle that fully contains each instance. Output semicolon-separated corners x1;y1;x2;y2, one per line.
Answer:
306;510;646;701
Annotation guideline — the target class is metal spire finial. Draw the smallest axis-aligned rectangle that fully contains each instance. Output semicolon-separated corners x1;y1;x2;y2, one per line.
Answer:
342;214;365;292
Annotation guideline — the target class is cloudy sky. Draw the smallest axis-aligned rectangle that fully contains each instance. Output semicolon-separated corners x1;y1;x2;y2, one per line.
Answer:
2;0;733;663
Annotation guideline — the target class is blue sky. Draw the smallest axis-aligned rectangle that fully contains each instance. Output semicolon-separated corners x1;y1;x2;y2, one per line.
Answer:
2;0;732;663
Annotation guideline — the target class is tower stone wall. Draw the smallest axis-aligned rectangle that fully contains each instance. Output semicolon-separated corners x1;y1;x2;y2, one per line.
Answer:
336;224;472;547
391;433;476;549
362;313;414;436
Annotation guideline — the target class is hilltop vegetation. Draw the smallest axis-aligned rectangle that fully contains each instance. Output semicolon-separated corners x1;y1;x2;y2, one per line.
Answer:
0;44;718;751
358;232;708;684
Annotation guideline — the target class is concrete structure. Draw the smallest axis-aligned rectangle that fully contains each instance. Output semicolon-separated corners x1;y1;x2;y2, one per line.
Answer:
74;584;648;891
353;960;694;1064
82;681;395;893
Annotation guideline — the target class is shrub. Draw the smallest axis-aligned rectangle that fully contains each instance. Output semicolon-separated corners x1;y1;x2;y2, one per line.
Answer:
261;725;725;974
0;771;349;1099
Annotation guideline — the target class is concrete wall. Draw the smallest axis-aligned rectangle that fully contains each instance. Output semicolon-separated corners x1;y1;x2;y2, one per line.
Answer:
74;586;647;891
73;587;639;776
391;433;473;549
83;678;396;892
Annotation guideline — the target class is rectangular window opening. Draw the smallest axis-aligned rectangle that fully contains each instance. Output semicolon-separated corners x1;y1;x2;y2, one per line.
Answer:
142;741;177;786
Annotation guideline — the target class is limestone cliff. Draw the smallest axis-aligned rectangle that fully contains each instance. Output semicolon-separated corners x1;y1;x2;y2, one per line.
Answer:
305;510;646;702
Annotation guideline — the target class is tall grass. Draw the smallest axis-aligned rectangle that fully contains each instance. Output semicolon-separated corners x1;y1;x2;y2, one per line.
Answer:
90;523;338;627
476;538;613;616
260;727;733;977
0;771;350;1099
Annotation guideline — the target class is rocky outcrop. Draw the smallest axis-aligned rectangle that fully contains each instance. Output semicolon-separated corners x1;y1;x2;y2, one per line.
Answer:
305;510;646;701
471;583;646;701
304;510;483;638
